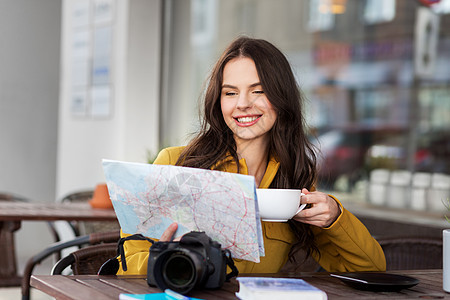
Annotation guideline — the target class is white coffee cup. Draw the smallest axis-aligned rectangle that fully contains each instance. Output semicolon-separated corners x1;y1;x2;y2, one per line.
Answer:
256;188;306;222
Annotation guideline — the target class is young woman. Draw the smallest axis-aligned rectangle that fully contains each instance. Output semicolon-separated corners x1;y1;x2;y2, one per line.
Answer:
117;37;386;275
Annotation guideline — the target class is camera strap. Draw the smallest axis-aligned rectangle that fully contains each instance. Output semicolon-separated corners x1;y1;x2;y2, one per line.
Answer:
224;249;239;281
117;233;155;272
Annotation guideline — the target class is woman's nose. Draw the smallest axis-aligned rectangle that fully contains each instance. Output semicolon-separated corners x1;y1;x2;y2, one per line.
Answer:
236;93;253;109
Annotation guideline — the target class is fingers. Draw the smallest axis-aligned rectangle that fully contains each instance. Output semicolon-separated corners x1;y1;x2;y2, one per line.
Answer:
160;222;178;241
300;188;310;205
300;195;308;205
300;190;320;207
293;193;340;228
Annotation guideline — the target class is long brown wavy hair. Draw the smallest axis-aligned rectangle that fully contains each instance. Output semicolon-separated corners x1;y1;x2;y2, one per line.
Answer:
176;36;318;261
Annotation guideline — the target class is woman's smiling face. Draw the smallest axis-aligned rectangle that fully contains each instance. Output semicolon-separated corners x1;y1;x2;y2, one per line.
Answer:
220;57;277;146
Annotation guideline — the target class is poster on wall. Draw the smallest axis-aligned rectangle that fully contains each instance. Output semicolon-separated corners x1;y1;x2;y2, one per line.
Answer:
92;26;112;86
93;0;115;25
72;60;90;87
91;85;112;117
71;89;88;117
70;0;115;119
72;0;90;28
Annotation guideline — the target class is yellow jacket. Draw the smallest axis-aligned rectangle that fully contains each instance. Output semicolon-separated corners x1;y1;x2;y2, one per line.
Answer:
117;146;386;275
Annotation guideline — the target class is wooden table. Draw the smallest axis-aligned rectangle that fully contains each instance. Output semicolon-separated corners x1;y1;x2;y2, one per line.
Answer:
0;201;117;287
31;269;449;299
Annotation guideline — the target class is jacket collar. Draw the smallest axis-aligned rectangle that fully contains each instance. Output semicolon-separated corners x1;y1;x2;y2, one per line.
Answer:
212;154;280;188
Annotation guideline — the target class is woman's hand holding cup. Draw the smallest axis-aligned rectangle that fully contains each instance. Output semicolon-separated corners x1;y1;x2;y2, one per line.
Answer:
293;188;340;228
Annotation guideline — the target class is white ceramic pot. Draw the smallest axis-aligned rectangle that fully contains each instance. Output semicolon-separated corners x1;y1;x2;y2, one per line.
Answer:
443;229;450;292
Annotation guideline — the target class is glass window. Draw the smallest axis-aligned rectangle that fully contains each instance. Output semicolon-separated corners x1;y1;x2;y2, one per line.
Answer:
161;0;450;211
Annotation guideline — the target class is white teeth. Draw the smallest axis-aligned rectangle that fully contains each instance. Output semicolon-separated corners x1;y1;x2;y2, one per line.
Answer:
237;116;258;123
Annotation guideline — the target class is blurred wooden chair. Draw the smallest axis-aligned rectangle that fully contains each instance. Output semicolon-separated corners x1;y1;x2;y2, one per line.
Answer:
46;191;95;253
51;189;120;236
48;189;120;260
51;242;118;275
62;189;119;234
0;192;31;286
22;230;120;300
377;236;442;270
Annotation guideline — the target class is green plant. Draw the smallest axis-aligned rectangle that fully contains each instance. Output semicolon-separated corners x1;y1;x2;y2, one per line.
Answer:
444;197;450;223
146;149;158;164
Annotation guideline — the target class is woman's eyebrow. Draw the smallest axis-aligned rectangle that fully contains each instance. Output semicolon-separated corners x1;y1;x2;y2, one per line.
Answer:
249;82;262;88
222;82;261;89
222;84;237;89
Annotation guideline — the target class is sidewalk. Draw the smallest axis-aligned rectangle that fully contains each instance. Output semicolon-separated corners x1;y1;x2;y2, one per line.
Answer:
0;287;52;300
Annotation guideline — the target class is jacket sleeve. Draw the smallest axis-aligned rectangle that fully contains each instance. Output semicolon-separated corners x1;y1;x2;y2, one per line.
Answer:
311;196;386;272
117;230;152;275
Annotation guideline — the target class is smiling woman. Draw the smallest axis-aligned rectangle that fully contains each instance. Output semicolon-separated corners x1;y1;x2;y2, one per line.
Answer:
117;36;386;277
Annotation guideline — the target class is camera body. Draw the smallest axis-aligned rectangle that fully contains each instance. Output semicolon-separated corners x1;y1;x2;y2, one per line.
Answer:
147;231;228;294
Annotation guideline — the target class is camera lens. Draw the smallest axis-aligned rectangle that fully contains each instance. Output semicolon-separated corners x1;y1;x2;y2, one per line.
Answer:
162;254;195;289
152;249;207;294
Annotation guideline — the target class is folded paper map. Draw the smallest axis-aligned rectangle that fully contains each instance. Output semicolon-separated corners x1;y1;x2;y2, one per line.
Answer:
102;159;264;262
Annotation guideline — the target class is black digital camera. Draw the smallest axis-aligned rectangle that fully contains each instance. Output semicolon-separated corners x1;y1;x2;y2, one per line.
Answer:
147;231;234;295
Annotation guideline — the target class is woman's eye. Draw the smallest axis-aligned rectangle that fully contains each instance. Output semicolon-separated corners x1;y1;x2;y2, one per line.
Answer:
225;91;237;96
253;90;264;94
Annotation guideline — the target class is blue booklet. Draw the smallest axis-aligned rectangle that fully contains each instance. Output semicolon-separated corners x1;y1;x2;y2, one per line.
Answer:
236;277;327;300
